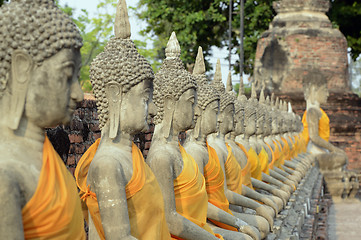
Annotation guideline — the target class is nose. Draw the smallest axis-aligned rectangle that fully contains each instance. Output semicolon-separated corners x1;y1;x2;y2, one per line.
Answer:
71;81;84;103
148;100;157;118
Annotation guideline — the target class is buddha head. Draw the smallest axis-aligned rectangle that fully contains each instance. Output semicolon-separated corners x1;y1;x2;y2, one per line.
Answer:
90;0;154;139
303;70;328;106
153;32;197;136
211;60;234;136
244;83;258;137
270;95;279;135
255;88;266;136
263;95;272;137
0;0;83;130
226;72;246;136
192;47;220;138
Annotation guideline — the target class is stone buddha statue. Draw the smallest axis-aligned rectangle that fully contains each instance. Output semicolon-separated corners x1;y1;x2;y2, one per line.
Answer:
146;32;223;240
301;71;358;198
224;76;286;213
74;1;171;239
207;60;274;239
235;88;293;197
0;0;86;239
183;47;257;240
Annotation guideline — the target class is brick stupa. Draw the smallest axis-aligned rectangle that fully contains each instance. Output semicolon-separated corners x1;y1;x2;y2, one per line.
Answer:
253;0;349;94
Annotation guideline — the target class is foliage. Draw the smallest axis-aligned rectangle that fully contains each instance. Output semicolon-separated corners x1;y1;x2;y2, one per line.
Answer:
136;0;228;71
327;0;361;61
56;0;117;92
137;0;361;76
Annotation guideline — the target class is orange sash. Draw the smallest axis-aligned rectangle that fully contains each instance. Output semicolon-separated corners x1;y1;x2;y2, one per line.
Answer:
22;136;86;240
235;143;253;189
248;147;262;181
174;145;223;240
205;144;237;231
224;144;243;195
269;141;279;170
302;108;330;144
75;139;171;240
258;147;270;175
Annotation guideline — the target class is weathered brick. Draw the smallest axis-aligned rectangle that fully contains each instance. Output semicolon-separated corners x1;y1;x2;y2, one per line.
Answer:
69;134;83;143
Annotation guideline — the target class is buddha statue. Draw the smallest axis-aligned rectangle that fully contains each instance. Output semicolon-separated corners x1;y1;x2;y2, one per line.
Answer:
183;47;257;240
207;60;274;239
301;71;358;198
146;32;224;240
74;1;171;239
235;88;293;197
224;76;286;213
0;0;85;239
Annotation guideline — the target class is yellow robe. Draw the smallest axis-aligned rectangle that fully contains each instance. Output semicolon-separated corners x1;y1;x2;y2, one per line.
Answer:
302;108;330;143
225;144;243;195
248;147;262;181
258;147;270;175
236;143;254;189
75;139;171;240
174;145;224;240
204;143;237;231
22;136;86;240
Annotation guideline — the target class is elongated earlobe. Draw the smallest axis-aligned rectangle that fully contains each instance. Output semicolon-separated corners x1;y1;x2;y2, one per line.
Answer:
8;50;33;130
193;114;201;140
105;82;122;139
163;98;175;140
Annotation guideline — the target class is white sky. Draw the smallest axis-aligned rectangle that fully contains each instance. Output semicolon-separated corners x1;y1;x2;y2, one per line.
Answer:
59;0;248;86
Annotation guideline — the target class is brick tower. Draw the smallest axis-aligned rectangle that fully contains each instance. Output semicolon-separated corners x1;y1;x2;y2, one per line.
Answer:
253;0;350;94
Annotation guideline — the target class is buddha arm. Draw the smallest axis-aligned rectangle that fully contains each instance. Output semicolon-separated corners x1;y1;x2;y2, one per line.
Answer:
89;157;137;240
149;154;219;240
207;202;244;228
225;189;274;228
307;108;337;152
261;173;292;194
250;178;289;203
0;169;24;240
241;186;278;214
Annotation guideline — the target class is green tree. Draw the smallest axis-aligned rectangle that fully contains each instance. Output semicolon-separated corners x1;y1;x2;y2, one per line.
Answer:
328;0;361;61
56;0;118;92
137;0;361;75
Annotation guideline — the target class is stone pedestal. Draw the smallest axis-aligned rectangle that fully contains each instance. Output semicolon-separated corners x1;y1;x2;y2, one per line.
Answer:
254;0;350;93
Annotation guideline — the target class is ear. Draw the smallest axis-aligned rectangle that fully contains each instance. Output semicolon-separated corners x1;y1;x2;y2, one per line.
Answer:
105;82;122;139
8;50;33;130
193;111;201;139
162;97;176;139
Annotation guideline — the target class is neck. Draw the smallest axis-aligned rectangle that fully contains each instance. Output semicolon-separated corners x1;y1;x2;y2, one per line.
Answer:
0;117;45;153
306;99;320;110
101;126;133;151
189;127;208;147
152;122;180;146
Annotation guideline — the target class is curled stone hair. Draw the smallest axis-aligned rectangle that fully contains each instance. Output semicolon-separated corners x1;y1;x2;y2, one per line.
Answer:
211;59;234;111
0;0;82;96
153;32;197;124
192;47;219;110
89;0;154;129
245;83;258;120
90;38;154;129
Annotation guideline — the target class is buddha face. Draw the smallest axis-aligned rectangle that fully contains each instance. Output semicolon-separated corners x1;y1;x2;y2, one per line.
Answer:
201;100;219;136
306;84;328;105
245;109;256;136
173;88;197;132
25;48;83;127
120;79;153;134
234;109;245;136
219;104;234;135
